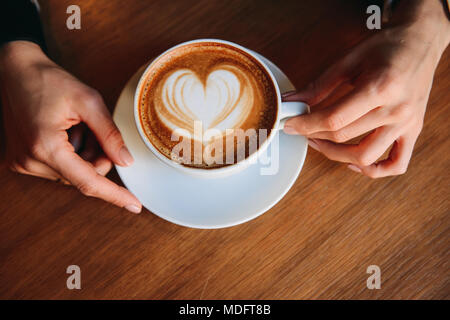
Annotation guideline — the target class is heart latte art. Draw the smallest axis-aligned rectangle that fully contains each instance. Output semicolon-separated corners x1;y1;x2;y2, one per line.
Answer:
157;66;253;135
138;42;278;169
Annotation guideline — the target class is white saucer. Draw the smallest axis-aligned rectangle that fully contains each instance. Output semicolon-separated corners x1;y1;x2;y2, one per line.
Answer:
113;53;308;229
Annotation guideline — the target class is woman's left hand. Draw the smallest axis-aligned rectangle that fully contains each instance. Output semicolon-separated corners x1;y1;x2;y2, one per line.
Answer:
283;1;450;178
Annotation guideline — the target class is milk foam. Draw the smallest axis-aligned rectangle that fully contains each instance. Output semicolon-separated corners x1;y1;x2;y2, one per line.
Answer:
155;65;254;138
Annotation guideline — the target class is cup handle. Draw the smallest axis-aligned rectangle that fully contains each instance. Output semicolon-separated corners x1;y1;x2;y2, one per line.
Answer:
278;101;310;129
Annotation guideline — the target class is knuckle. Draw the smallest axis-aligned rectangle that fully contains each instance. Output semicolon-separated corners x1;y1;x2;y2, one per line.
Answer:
330;130;349;143
325;113;344;131
28;141;46;160
363;69;401;99
389;104;413;121
16;156;33;172
365;82;382;98
81;89;103;108
383;70;403;92
109;185;127;207
374;69;401;97
354;151;374;167
77;182;98;198
290;118;307;135
103;125;123;146
365;171;379;179
306;80;322;104
8;162;23;174
393;164;408;175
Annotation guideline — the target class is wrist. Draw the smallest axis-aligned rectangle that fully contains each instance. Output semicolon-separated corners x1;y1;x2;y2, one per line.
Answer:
390;0;450;54
0;41;51;75
413;6;450;54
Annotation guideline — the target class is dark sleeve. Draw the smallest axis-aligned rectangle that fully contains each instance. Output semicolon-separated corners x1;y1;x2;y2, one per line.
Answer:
0;0;46;51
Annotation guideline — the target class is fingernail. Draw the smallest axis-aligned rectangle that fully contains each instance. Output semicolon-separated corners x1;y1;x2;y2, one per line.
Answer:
125;204;141;214
282;90;297;98
348;164;362;173
119;146;134;166
308;139;320;151
283;125;297;135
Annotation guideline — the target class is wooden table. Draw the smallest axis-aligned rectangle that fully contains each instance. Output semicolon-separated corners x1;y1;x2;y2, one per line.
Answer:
0;0;448;299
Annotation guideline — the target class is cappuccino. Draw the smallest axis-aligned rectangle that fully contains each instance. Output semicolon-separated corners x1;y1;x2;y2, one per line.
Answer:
138;41;278;168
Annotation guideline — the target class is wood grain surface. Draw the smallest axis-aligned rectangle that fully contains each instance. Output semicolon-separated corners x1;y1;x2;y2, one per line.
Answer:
0;0;449;299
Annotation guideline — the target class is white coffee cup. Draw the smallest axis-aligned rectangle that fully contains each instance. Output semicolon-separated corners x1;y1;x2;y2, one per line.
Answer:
134;39;309;178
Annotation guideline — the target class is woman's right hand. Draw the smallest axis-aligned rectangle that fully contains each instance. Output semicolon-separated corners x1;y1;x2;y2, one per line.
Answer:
0;41;142;213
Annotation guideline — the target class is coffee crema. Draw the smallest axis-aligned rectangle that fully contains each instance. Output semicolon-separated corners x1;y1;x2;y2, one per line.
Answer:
138;42;278;168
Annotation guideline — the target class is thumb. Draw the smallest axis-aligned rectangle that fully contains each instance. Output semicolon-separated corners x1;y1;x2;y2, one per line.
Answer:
79;92;134;167
46;146;142;213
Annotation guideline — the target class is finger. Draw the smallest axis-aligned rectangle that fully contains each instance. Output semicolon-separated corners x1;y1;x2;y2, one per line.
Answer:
354;134;416;178
10;158;69;184
308;106;391;143
47;144;141;214
79;94;134;167
310;126;399;166
283;54;355;105
284;83;381;136
91;155;113;176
